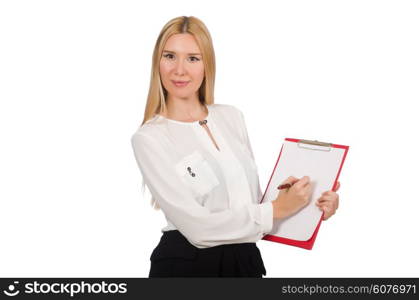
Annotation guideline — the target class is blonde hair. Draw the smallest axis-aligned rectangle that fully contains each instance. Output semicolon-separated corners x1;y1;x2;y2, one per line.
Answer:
140;16;216;209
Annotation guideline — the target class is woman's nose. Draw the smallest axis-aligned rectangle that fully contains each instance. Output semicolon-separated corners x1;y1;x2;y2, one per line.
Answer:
174;59;186;75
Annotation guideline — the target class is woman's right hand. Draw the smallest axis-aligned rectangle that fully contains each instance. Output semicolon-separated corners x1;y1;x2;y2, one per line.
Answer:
272;176;313;219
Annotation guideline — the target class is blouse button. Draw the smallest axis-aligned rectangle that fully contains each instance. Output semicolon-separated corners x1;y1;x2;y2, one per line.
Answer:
187;166;196;177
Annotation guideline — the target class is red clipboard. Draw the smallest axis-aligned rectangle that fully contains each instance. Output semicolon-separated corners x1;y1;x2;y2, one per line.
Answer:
259;138;349;250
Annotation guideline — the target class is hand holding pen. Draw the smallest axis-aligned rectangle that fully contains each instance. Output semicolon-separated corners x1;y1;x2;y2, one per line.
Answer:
271;176;313;220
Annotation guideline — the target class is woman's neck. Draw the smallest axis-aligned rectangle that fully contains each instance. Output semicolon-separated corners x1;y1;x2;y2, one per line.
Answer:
162;98;208;122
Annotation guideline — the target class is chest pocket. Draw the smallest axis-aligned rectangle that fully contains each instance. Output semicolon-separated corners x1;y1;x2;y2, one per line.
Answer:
174;150;220;198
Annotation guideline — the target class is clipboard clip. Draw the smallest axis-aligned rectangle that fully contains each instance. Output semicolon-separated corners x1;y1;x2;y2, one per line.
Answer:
297;139;332;152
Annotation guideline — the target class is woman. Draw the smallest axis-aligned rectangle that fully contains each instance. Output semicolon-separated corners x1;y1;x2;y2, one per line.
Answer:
131;16;340;277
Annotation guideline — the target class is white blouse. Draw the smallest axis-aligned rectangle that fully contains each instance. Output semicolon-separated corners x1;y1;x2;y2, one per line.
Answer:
130;103;273;248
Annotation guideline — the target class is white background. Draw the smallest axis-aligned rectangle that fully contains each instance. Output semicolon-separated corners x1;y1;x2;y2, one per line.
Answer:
1;0;418;277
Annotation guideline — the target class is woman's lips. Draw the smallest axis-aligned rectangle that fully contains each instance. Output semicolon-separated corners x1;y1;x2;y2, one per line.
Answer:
172;80;190;87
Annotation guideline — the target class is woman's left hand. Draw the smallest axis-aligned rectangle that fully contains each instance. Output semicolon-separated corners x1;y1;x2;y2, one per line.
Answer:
315;181;340;221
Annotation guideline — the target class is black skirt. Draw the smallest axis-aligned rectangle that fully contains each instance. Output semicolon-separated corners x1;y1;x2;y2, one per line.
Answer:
148;230;267;277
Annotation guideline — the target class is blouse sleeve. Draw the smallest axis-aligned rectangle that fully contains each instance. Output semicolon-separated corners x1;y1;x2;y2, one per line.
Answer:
131;132;273;248
235;107;265;204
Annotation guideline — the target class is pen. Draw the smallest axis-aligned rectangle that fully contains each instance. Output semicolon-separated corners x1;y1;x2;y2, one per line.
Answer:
277;183;293;190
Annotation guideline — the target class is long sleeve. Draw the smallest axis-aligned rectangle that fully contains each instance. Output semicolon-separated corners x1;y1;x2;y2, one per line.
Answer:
236;108;257;162
131;132;273;248
235;108;267;205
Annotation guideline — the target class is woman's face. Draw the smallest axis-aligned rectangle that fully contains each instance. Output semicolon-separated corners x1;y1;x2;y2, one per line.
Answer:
159;33;205;101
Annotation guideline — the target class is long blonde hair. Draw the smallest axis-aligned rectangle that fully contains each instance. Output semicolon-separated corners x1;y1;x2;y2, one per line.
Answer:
140;16;216;209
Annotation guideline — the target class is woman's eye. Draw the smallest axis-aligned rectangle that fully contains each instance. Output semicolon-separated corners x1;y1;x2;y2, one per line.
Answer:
163;54;174;59
189;56;200;62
